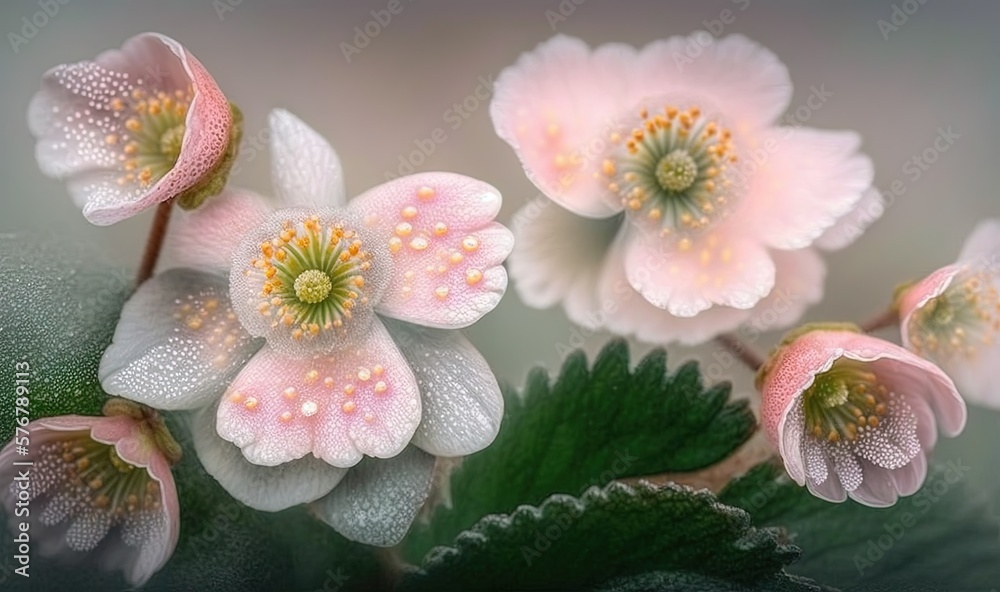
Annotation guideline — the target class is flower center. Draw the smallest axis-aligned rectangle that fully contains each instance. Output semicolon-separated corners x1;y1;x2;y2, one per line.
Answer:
109;87;193;189
908;270;998;359
159;123;187;163
294;269;333;304
655;149;698;192
36;434;162;524
603;103;740;240
803;359;888;443
245;214;373;342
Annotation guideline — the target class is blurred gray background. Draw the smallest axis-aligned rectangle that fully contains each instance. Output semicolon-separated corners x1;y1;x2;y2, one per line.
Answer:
1;0;997;486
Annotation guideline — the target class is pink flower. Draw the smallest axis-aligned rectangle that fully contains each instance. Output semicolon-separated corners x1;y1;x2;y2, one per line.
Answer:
99;109;511;545
29;32;239;226
759;328;966;507
899;220;1000;408
492;34;878;344
0;401;180;586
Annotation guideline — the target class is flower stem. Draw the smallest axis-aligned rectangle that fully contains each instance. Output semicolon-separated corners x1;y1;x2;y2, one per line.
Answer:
859;307;898;333
135;200;173;286
715;333;764;372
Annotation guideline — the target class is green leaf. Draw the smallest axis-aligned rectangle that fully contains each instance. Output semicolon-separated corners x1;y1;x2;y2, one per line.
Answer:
403;340;755;560
0;234;132;442
594;570;826;592
719;460;1000;591
401;481;812;592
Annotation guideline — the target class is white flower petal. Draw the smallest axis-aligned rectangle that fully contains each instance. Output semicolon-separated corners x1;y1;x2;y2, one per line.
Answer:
382;318;503;457
508;198;620;313
100;268;263;410
268;108;347;209
312;445;435;546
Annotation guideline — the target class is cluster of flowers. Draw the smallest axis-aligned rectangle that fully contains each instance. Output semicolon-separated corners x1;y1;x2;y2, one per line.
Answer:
2;30;995;585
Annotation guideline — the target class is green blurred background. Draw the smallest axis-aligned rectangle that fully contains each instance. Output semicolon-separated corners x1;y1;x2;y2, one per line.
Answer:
0;0;996;492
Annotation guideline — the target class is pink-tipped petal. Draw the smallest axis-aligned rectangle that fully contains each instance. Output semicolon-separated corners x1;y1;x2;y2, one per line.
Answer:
622;224;776;316
159;188;273;273
349;173;512;328
30;33;232;225
741;128;873;250
216;319;421;468
191;404;346;511
490;35;636;218
599;244;823;346
635;33;792;131
268;109;347;209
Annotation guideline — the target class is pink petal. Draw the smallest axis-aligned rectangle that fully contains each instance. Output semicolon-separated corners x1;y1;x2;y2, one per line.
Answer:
159;188;273;273
350;173;512;329
761;330;968;455
600;244;823;346
849;459;899;507
621;223;776;317
490;35;636;218
635;33;792;131
507;197;620;313
0;416;178;586
29;33;231;225
898;264;961;351
888;451;927;498
192;404;346;511
740;128;873;250
129;451;180;585
216;319;421;468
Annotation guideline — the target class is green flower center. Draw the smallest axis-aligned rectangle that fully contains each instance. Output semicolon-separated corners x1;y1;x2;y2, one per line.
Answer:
294;269;334;304
42;434;162;516
907;270;999;359
602;103;740;238
803;359;888;443
159;124;187;163
655;149;698;192
250;215;373;341
111;88;193;188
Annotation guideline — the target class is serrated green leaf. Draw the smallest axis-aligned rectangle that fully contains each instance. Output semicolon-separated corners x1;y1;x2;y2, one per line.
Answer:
401;482;807;592
719;461;1000;591
0;234;131;442
594;570;826;592
403;340;755;561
